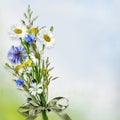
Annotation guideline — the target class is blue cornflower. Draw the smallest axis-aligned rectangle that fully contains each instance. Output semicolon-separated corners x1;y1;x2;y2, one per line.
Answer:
25;34;35;43
16;78;24;86
8;45;27;64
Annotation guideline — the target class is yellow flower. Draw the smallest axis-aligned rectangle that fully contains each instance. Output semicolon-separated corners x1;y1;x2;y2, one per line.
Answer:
16;64;24;70
25;59;32;66
30;28;39;35
16;60;32;70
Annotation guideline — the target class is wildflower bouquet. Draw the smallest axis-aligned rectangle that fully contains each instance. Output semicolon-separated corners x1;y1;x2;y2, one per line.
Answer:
5;5;71;120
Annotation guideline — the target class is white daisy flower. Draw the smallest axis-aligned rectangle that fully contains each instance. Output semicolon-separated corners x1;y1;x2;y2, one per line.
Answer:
9;25;27;40
29;83;42;96
38;28;55;48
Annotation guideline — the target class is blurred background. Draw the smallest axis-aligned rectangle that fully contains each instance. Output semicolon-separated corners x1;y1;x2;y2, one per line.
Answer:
0;0;120;120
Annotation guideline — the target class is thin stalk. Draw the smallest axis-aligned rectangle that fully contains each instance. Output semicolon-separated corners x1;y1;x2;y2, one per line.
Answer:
42;110;48;120
40;93;48;120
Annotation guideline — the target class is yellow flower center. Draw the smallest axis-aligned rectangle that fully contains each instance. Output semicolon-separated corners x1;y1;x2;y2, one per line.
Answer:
14;28;22;34
43;34;51;42
30;28;38;34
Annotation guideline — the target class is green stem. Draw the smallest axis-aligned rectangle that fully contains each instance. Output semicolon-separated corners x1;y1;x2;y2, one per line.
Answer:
40;93;48;120
42;110;48;120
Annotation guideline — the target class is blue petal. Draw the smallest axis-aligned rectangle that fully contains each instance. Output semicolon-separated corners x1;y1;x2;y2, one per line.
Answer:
25;34;35;43
16;78;24;86
8;45;27;64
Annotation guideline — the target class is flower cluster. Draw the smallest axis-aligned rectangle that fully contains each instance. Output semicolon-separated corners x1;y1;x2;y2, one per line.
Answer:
6;5;57;105
6;5;71;120
9;22;55;48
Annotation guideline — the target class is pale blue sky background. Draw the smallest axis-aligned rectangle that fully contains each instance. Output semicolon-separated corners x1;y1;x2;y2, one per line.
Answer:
0;0;120;120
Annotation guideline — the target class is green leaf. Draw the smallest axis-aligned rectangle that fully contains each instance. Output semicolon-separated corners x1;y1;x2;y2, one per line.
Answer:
43;80;50;89
21;20;26;25
48;76;53;81
27;116;37;120
29;11;33;19
57;112;72;120
46;57;50;68
31;43;37;52
51;77;59;81
50;26;54;32
32;16;38;21
28;4;31;14
5;63;10;67
35;52;40;59
24;13;28;18
48;67;54;72
31;16;38;25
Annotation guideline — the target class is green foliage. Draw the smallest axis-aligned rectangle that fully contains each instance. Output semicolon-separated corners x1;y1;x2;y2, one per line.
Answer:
21;4;38;28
